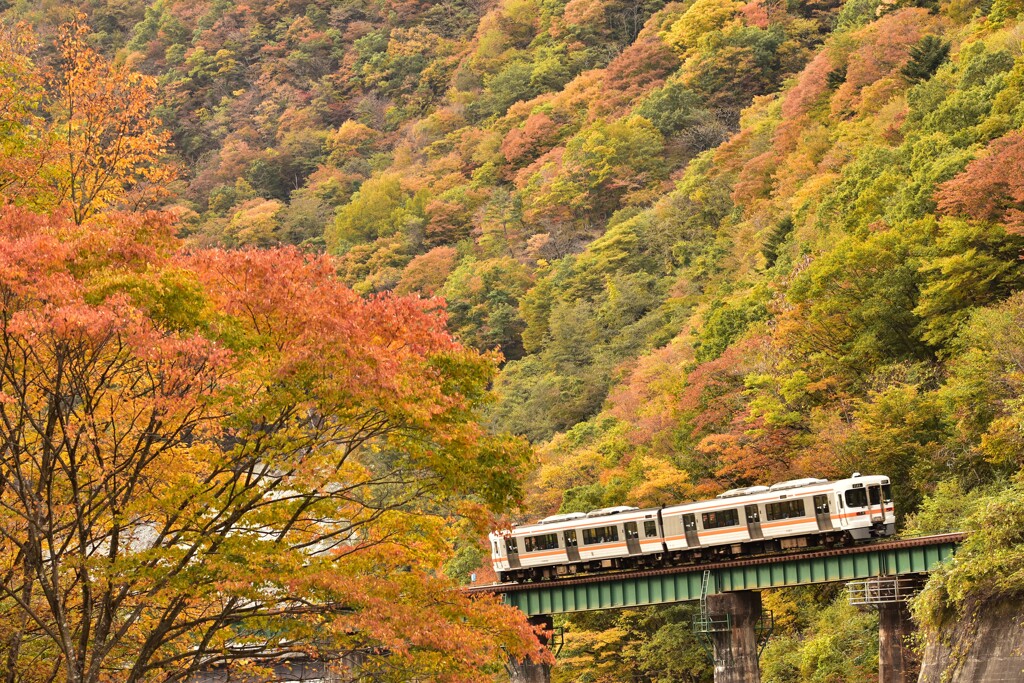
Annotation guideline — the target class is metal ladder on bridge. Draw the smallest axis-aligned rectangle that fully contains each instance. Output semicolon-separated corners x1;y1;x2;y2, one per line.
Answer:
693;569;773;664
693;570;731;633
700;569;710;617
693;570;731;665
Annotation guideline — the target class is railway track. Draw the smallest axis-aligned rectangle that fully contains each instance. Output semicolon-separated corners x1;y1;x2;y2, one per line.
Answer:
464;532;965;594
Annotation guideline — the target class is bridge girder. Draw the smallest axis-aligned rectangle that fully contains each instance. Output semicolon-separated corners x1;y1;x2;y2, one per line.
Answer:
470;534;962;616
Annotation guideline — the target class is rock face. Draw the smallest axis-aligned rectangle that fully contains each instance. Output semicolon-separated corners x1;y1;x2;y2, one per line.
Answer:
918;597;1024;682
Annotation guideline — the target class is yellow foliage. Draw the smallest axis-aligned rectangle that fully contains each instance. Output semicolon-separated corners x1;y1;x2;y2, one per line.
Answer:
663;0;743;54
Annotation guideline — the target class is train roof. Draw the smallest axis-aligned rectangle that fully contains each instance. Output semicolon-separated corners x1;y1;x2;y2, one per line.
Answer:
498;506;662;536
663;474;890;514
490;473;892;537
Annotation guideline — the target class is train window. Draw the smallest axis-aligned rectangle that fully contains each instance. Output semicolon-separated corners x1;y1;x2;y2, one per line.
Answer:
813;495;830;514
625;522;639;540
844;488;869;508
644;520;658;537
493;541;499;555
701;509;740;529
869;486;882;505
765;499;807;521
682;514;698;531
564;530;578;547
582;525;619;545
882;484;892;502
524;533;559;553
505;537;519;554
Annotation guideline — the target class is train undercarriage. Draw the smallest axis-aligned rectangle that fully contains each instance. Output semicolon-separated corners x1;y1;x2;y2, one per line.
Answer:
498;526;891;584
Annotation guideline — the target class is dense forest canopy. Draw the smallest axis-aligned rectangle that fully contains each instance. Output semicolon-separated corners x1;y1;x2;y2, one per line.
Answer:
4;0;1024;677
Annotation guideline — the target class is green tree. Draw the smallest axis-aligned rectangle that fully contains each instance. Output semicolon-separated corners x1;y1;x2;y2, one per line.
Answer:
913;478;1024;633
784;224;934;377
529;116;667;223
902;35;951;83
939;292;1024;473
914;219;1024;349
554;606;711;683
440;257;534;360
326;174;424;252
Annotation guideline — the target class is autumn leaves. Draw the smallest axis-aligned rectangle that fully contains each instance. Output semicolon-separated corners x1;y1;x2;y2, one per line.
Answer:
1;17;173;223
0;18;541;683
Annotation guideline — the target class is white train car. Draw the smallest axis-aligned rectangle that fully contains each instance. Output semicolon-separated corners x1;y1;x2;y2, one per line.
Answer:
489;506;665;581
490;473;894;583
660;474;894;559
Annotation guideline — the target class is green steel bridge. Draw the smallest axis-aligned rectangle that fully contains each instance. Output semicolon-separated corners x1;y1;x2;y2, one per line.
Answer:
467;532;963;616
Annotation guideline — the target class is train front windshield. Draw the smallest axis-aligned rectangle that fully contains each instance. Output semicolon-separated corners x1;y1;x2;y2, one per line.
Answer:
845;488;868;507
844;483;892;507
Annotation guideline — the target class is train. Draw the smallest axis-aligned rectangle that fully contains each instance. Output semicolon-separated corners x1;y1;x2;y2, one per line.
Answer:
490;474;895;583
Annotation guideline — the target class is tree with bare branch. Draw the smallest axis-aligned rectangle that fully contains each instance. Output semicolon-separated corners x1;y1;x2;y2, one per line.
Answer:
0;206;540;683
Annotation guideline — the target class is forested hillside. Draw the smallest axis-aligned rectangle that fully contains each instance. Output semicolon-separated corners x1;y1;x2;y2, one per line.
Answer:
5;0;1024;677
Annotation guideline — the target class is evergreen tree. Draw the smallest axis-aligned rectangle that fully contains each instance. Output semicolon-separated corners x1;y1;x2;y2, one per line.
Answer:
902;35;951;83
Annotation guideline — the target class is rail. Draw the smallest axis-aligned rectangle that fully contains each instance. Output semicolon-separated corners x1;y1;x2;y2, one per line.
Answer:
465;533;965;596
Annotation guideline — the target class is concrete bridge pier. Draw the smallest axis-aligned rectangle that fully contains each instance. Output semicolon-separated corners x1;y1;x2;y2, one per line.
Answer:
508;615;553;683
878;602;916;683
707;590;762;683
848;575;921;683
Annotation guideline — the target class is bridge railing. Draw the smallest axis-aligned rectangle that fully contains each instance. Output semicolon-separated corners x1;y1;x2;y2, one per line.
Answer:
847;575;923;605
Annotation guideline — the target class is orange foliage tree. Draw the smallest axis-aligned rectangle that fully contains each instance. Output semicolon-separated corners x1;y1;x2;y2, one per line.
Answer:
0;208;541;683
0;22;54;205
48;17;175;223
936;131;1024;233
0;19;541;683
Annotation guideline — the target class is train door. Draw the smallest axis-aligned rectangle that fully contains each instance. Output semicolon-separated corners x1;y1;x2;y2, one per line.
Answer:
744;504;763;540
624;522;642;555
683;513;700;547
564;529;580;562
868;485;885;520
505;537;521;569
813;494;833;531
